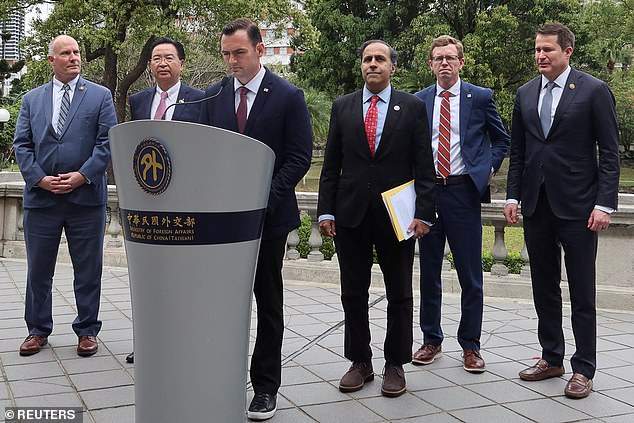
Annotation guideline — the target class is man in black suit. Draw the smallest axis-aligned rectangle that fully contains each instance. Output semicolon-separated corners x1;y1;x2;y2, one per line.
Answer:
318;40;436;397
198;18;312;421
129;37;204;123
504;23;620;399
125;37;204;364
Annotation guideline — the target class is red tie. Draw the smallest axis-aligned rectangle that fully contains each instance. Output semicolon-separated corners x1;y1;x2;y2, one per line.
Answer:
437;90;452;178
365;95;379;157
236;86;249;133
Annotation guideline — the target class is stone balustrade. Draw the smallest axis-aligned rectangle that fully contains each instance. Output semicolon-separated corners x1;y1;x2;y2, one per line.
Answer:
1;178;632;310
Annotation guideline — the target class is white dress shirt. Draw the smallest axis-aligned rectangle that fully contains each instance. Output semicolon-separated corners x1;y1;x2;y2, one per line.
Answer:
151;81;181;121
431;79;465;176
52;75;79;129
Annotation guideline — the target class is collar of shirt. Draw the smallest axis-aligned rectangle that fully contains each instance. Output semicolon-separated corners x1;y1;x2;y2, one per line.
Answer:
432;78;466;176
362;84;391;105
233;65;266;114
538;66;571;123
156;81;181;101
362;84;391;151
435;78;461;98
51;75;80;127
541;66;571;90
53;75;80;93
152;81;181;120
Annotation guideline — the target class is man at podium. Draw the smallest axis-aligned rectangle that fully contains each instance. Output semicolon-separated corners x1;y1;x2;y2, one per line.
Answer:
125;37;204;364
198;18;312;421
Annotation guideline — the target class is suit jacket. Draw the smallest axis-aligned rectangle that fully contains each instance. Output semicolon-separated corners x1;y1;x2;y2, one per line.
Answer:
198;69;312;240
506;68;620;219
14;76;117;208
318;88;436;227
415;81;509;195
129;83;204;122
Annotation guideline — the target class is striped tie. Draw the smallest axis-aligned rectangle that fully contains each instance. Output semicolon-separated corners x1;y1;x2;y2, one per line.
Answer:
57;84;71;134
437;90;452;178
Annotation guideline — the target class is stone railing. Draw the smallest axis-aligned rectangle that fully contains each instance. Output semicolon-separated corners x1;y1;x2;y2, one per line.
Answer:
1;177;633;310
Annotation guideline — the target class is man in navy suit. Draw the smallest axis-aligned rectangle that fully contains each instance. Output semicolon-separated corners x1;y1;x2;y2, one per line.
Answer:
318;40;436;398
198;18;312;421
14;35;116;357
129;37;204;123
125;37;204;364
505;23;620;399
412;35;509;373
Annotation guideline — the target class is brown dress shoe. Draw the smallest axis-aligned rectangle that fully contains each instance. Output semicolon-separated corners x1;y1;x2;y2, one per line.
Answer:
77;336;98;357
19;335;48;356
339;361;373;393
381;363;406;397
412;344;442;365
519;359;565;381
463;349;486;373
564;373;593;399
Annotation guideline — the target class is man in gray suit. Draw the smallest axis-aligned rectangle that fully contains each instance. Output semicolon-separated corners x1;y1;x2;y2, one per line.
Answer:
14;34;116;357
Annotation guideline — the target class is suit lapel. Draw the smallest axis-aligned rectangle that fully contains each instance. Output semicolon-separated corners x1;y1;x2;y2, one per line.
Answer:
550;69;582;136
376;88;403;157
59;77;87;138
141;89;154;119
525;77;543;138
418;87;435;131
244;70;273;135
459;82;473;145
44;81;56;136
173;85;188;121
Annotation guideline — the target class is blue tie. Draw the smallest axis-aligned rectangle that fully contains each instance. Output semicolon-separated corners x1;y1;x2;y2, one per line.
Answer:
57;84;71;134
540;81;555;136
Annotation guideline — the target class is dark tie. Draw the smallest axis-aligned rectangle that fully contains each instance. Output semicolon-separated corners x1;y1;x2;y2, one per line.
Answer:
57;84;71;134
364;95;379;157
437;90;452;178
154;91;168;120
236;86;249;133
540;81;556;136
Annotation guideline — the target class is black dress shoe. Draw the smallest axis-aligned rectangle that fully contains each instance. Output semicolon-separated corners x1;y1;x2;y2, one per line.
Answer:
247;392;277;421
126;352;134;363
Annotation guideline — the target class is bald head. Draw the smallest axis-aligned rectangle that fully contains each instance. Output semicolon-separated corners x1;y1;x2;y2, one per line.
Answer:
47;35;82;83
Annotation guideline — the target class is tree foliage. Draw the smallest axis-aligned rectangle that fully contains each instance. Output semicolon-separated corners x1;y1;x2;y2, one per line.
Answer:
3;0;296;122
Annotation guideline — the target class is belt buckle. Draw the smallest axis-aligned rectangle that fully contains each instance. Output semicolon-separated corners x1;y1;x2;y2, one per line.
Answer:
441;177;448;186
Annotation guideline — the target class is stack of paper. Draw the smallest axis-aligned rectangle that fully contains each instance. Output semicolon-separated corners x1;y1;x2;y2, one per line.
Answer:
381;180;415;242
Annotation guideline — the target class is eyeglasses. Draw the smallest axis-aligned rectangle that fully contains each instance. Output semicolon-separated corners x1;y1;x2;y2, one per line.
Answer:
431;55;461;63
150;55;179;64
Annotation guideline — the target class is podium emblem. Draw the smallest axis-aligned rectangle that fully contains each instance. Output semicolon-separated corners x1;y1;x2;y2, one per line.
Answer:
133;138;172;195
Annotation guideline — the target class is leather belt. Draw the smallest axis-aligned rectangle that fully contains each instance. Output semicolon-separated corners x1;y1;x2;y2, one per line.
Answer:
435;175;470;186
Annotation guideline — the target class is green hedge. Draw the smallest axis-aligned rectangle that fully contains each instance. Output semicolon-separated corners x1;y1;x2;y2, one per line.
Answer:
296;216;524;273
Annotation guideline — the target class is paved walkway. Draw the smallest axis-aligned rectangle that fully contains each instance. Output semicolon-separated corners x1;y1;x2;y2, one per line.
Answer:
1;258;633;422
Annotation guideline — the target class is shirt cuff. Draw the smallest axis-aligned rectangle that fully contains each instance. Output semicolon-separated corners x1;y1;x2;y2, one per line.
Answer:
505;199;519;205
594;205;615;214
318;214;335;222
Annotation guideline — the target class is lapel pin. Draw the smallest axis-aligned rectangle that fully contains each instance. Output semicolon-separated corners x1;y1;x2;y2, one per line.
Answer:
467;93;472;98
263;88;269;93
79;85;85;91
393;105;400;111
178;99;185;103
569;83;575;89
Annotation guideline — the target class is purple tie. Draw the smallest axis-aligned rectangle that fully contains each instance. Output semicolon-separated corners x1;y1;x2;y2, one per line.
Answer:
153;91;168;120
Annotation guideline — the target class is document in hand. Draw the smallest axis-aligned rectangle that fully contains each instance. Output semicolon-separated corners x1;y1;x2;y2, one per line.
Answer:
381;180;415;242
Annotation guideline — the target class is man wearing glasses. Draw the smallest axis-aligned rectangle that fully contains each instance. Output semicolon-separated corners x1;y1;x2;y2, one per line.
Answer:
126;37;204;363
412;35;509;373
129;37;204;122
